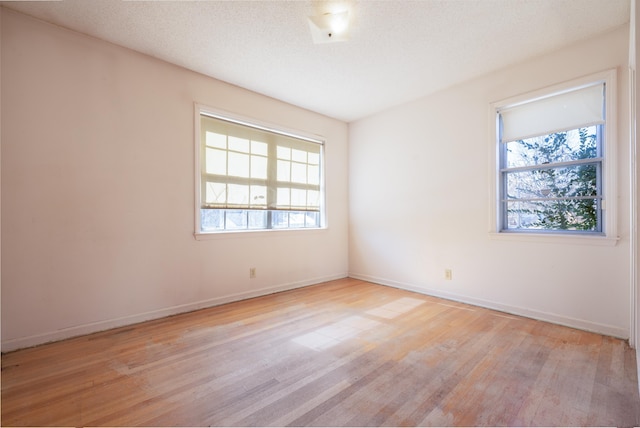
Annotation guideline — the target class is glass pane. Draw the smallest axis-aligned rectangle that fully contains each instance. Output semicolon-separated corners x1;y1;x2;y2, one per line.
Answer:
272;211;289;228
251;140;268;156
205;132;226;149
307;190;320;208
506;164;598;200
277;188;290;207
250;185;267;207
291;162;307;184
292;149;307;163
228;152;250;178
206;148;226;175
201;209;224;231
228;136;250;153
308;152;320;165
248;211;267;229
251;155;268;179
289;211;305;228
277;146;291;160
505;199;599;231
305;211;319;228
291;188;306;208
225;210;247;230
205;182;226;204
308;165;320;185
277;160;290;182
227;184;249;206
505;126;598;168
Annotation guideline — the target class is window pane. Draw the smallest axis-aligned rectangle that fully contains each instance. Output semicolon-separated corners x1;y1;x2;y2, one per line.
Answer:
292;149;307;163
308;152;320;165
308;190;320;208
308;165;320;185
273;211;289;228
289;211;306;228
305;211;319;227
250;185;267;207
291;162;307;184
251;140;268;156
201;209;224;230
251;155;268;179
505;199;599;231
248;211;267;229
205;182;226;205
228;136;250;153
505;127;598;168
201;208;320;231
277;160;290;182
206;148;226;175
225;210;247;230
291;188;306;208
277;188;290;207
277;146;291;160
506;164;598;200
206;132;226;149
227;184;249;205
228;152;249;177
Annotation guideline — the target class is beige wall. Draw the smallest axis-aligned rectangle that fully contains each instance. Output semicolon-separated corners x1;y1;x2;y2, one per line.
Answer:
349;25;632;338
0;9;349;351
1;7;634;351
632;0;639;384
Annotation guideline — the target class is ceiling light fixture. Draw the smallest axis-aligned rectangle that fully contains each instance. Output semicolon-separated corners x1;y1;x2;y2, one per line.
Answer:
308;10;350;44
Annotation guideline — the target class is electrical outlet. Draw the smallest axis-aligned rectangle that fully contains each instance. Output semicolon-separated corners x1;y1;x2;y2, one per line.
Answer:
444;269;452;280
249;267;256;279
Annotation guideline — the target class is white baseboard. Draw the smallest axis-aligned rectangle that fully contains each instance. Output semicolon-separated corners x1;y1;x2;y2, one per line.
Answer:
1;273;348;352
349;273;629;339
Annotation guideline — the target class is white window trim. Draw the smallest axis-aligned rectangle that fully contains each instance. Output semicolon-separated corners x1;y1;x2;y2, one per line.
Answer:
488;69;619;246
193;104;327;240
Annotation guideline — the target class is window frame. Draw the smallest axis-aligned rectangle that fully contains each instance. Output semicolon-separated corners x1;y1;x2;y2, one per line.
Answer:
488;69;618;245
194;104;326;239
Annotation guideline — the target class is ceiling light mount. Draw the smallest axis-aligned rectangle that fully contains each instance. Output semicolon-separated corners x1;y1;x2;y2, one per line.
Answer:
308;10;350;44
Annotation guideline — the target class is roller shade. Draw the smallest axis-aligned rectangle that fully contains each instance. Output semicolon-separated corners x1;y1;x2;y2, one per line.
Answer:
200;114;322;212
499;83;605;143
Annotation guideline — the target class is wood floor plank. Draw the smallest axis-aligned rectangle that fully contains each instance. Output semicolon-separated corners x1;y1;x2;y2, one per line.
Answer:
2;278;639;427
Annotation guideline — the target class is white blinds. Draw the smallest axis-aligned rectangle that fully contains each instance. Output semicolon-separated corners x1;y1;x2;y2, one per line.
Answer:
499;83;605;143
200;114;322;211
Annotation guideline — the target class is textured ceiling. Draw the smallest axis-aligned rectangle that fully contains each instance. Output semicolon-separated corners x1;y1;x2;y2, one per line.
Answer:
1;0;631;122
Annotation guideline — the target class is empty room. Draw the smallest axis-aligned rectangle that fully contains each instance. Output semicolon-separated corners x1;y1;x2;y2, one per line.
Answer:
2;0;640;426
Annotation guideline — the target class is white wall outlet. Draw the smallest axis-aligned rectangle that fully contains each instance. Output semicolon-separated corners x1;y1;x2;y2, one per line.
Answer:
444;269;452;280
249;267;256;279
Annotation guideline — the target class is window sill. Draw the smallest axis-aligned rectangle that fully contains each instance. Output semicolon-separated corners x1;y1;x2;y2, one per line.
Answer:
489;231;619;246
194;227;327;241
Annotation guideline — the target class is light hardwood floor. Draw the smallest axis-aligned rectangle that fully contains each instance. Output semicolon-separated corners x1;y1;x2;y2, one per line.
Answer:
2;278;639;426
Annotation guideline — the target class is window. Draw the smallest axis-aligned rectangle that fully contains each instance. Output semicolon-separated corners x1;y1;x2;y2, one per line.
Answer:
195;107;324;234
492;70;617;240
